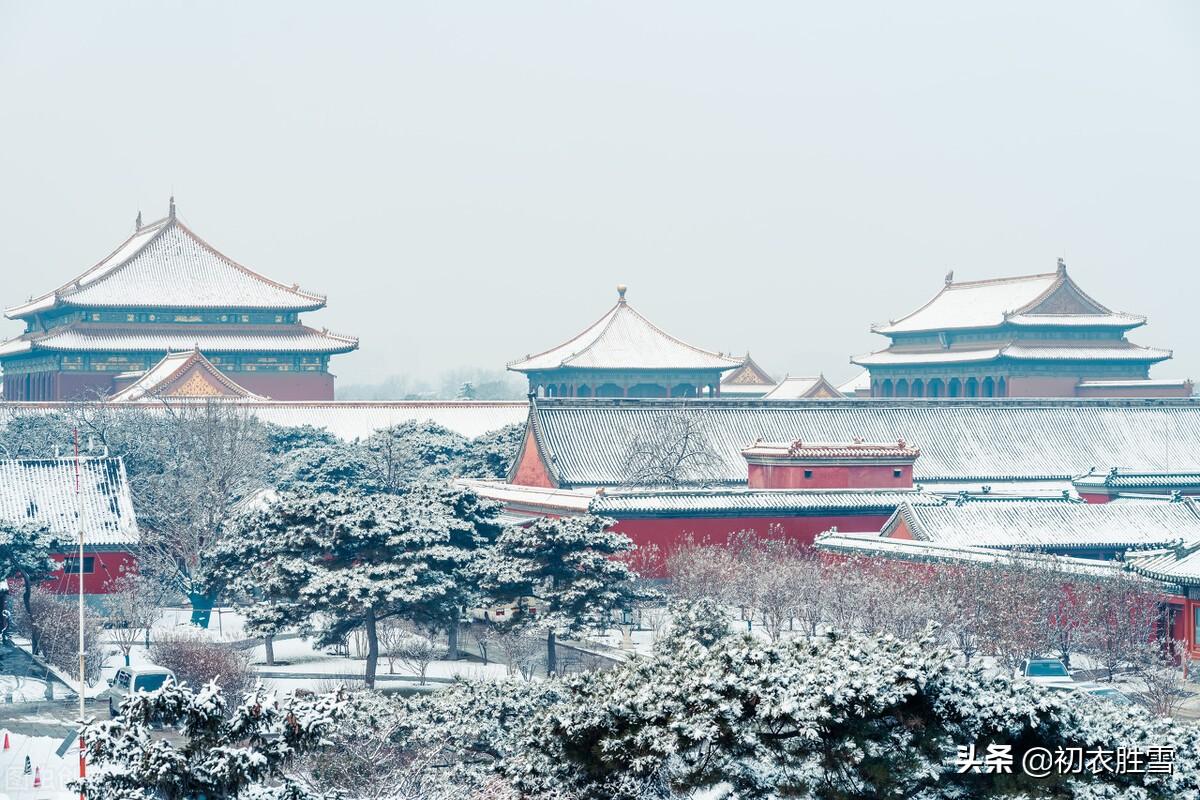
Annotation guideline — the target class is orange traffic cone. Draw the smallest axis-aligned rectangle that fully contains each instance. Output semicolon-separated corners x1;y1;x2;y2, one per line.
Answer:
2;731;8;750
32;767;41;788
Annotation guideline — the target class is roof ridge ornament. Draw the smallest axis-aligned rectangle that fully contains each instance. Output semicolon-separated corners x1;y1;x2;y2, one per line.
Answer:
616;284;627;304
135;210;142;230
1057;257;1066;275
169;196;176;220
944;270;954;285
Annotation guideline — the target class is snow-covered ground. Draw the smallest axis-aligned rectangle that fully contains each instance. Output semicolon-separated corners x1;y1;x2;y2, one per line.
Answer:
0;678;52;706
0;731;80;799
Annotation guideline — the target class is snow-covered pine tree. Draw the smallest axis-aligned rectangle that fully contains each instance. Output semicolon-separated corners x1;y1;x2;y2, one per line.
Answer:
479;514;641;675
74;679;347;800
211;486;502;687
393;482;506;659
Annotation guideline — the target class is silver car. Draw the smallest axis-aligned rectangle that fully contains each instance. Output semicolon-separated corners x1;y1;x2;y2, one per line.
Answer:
108;666;176;717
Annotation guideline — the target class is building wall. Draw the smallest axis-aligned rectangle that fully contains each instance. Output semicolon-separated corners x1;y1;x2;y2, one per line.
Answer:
1075;383;1194;399
3;365;335;401
1006;375;1088;398
610;512;893;577
229;371;334;401
510;426;556;487
747;462;913;490
40;549;138;595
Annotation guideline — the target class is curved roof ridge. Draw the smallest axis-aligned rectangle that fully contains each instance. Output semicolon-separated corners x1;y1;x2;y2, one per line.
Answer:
6;217;172;318
603;300;740;365
506;302;620;369
870;271;1057;333
508;293;739;372
7;214;327;319
172;219;326;305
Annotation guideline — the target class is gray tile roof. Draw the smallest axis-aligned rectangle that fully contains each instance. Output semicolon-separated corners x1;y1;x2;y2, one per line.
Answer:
888;497;1200;551
1126;544;1200;586
525;398;1200;487
0;458;138;546
1073;469;1200;491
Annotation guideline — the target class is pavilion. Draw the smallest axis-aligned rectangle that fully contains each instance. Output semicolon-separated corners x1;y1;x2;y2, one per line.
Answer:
0;200;357;401
853;260;1188;398
507;285;741;398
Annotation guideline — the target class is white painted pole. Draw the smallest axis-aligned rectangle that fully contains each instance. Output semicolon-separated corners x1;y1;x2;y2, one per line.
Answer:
73;429;85;795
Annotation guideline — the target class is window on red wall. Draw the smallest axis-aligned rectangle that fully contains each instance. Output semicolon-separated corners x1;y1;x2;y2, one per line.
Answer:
62;556;96;574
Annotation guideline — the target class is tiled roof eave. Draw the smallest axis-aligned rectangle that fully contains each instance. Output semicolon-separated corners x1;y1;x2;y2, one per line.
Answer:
55;297;327;313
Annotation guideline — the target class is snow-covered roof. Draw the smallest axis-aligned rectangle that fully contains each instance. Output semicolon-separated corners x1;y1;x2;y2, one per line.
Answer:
6;211;325;318
4;401;529;440
1073;468;1200;492
885;497;1200;551
109;349;265;402
815;531;1129;579
521;397;1200;487
0;323;358;356
507;286;741;373
838;371;871;395
455;479;597;514
1076;379;1192;389
0;458;138;546
1125;544;1200;586
720;354;775;388
761;375;843;400
872;265;1141;335
852;343;1170;367
742;438;920;461
589;488;942;516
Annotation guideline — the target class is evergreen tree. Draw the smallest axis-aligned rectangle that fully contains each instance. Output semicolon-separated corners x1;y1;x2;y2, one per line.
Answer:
211;486;501;687
480;514;641;675
458;422;524;479
0;520;60;654
75;680;346;800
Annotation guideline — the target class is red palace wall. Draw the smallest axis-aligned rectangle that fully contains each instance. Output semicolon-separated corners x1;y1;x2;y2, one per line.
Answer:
41;550;138;595
611;513;893;577
7;369;334;401
747;463;913;490
228;372;334;401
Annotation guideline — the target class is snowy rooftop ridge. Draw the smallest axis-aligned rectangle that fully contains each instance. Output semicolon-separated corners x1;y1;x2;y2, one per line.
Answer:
507;286;742;373
871;264;1144;335
6;209;327;318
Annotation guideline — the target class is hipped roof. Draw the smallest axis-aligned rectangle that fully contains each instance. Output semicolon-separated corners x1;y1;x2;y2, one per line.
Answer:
508;287;741;373
7;210;326;318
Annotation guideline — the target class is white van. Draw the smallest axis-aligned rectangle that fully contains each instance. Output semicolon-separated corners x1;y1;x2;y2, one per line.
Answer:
108;666;176;716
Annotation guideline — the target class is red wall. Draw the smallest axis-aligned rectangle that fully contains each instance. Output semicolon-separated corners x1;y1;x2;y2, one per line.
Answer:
231;372;334;401
747;462;913;489
510;427;555;487
611;512;892;577
41;550;138;595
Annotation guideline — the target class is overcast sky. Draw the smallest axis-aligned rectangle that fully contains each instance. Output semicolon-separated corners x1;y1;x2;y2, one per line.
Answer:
1;2;1197;388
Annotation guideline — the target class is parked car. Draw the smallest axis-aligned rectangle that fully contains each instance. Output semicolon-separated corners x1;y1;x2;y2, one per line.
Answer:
1016;658;1075;687
108;666;176;717
1049;681;1135;706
